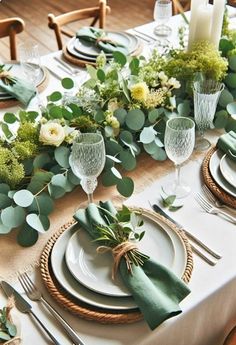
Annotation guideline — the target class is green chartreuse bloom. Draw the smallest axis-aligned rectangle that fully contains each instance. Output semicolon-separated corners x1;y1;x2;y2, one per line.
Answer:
0;147;24;188
17;122;39;143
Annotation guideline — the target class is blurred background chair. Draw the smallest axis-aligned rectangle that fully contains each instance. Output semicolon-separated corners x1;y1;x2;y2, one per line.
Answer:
224;326;236;345
48;0;111;50
0;17;25;60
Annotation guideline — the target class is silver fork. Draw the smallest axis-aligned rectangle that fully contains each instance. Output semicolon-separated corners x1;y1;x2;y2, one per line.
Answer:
18;272;86;345
202;185;236;215
195;193;236;224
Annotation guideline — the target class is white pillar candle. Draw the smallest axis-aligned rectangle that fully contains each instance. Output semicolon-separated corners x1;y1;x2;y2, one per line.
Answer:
211;0;225;47
187;0;206;51
193;4;213;44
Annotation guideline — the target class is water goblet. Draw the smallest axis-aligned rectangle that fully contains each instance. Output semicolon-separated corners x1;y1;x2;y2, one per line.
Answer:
163;117;195;198
153;0;172;38
69;133;106;204
193;79;224;151
19;42;44;109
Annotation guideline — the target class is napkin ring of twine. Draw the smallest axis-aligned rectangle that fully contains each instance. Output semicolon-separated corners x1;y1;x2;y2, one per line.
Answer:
97;241;137;280
0;70;14;85
96;36;116;46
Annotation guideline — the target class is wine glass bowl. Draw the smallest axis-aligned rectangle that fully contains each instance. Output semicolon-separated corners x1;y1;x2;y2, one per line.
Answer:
193;79;224;151
19;42;41;86
69;133;106;204
163;117;195;198
153;0;172;37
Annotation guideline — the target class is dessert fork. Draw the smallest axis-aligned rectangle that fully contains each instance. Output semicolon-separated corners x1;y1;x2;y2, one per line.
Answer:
195;193;236;224
202;185;236;215
18;272;86;345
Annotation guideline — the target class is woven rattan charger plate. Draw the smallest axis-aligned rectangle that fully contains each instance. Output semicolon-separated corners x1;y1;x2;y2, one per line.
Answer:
40;207;193;324
202;146;236;208
0;64;49;109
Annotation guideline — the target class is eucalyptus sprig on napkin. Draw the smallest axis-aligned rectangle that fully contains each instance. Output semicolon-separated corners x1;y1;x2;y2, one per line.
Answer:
94;205;149;278
0;297;17;343
74;201;191;330
0;65;16;86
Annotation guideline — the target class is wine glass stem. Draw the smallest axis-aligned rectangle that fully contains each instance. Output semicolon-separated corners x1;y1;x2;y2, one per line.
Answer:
175;164;181;188
88;193;94;204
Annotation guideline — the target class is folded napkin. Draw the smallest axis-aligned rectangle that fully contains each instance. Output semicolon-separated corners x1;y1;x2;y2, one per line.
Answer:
217;130;236;161
74;201;191;330
0;67;36;106
76;27;128;55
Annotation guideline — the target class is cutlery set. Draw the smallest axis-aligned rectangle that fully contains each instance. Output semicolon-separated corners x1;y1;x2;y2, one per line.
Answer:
1;275;85;345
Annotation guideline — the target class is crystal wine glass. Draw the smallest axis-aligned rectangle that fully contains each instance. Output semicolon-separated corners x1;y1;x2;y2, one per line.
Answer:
153;0;172;37
163;117;195;198
69;133;106;204
19;42;43;109
193;79;224;151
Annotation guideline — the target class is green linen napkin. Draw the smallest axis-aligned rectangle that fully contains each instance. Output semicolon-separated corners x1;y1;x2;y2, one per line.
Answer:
76;27;128;55
74;201;191;330
217;130;236;161
0;74;36;106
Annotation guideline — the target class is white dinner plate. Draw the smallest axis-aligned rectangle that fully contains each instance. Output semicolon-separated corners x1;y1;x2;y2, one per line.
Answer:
65;213;175;297
209;150;236;197
50;209;188;311
0;62;46;99
220;154;236;188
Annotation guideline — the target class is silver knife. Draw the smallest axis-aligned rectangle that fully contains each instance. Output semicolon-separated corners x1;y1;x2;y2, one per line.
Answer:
1;281;62;345
151;203;222;260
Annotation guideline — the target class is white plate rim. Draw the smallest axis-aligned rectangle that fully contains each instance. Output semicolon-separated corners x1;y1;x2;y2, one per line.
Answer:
209;150;236;197
64;212;176;297
220;154;236;188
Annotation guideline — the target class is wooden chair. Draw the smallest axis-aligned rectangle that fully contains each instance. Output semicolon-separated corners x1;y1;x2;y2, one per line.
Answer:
0;17;25;60
48;0;111;50
224;326;236;345
172;0;190;15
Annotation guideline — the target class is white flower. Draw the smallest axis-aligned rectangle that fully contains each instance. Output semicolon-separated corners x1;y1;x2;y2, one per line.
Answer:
158;71;168;84
64;127;80;144
39;122;65;147
108;98;119;112
168;77;181;89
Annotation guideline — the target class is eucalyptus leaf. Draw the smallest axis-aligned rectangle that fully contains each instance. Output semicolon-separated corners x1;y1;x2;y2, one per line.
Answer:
140;127;157;144
17;223;39;247
97;69;106;82
47;91;62;102
0;193;12;208
0;331;10;341
54;146;70;168
111;166;122;179
13;189;34;207
226;102;236;115
106;154;121;163
105;140;123;155
51;174;68;189
113;51;127;66
229;55;236;72
125;109;145;131
119;150;136;171
1;206;25;228
0;219;11;234
33;153;51;169
116;177;134;197
177;100;191;116
101;171;119;187
114;108;127;125
0;183;10;195
3;112;18;124
214;110;229;128
119;130;133;144
224;73;236;88
48;184;66;199
62;77;74;89
1;123;13;139
95;109;105;123
151;147;167;161
28;193;54;215
26;213;50;232
49;105;63;119
219;89;234;108
68;169;81;185
148;109;160;123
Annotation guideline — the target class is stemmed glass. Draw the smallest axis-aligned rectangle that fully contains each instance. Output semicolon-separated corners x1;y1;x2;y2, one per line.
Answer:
153;0;172;38
163;117;195;198
69;133;106;204
193;79;224;151
19;42;43;109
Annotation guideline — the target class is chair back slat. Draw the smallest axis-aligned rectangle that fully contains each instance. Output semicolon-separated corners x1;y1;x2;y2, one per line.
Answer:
0;17;25;60
48;0;110;50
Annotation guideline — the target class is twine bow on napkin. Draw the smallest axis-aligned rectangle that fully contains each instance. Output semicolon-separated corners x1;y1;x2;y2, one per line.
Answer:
76;27;128;54
74;201;191;330
0;64;36;106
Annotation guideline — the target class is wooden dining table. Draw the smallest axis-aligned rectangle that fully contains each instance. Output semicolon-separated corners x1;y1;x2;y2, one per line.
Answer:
0;11;236;345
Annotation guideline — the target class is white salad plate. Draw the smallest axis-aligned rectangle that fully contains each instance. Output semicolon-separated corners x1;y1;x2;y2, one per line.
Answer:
65;212;175;297
51;209;188;311
209;150;236;197
220;154;236;188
